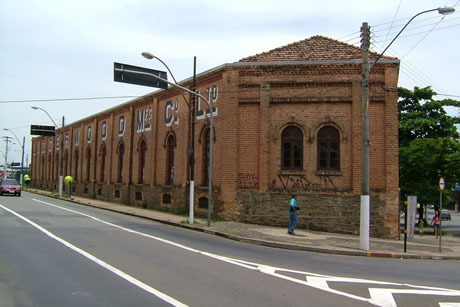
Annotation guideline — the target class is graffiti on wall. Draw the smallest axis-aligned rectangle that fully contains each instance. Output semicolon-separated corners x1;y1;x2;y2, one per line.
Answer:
137;107;152;132
164;84;219;127
164;100;180;127
270;173;337;192
101;121;107;140
237;173;258;189
196;85;218;120
119;115;126;137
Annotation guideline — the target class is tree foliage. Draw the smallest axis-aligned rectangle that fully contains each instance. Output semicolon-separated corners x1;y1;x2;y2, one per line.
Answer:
399;86;460;147
398;86;460;204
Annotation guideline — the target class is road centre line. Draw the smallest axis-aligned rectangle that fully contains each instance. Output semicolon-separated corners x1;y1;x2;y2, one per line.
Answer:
0;203;188;307
21;199;460;306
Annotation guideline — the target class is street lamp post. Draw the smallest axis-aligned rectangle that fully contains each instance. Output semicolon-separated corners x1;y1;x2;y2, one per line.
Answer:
142;52;197;225
114;65;215;227
359;6;455;251
3;129;25;185
31;106;64;196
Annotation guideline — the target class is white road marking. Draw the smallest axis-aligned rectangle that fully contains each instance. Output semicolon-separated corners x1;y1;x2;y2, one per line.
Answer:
0;203;188;307
369;289;460;307
6;199;460;307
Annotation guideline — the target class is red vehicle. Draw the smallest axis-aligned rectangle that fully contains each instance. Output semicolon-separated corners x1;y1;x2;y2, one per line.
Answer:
0;179;21;196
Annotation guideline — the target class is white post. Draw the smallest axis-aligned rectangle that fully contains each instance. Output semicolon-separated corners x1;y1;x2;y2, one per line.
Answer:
189;180;194;224
58;175;63;197
360;195;370;250
407;195;417;238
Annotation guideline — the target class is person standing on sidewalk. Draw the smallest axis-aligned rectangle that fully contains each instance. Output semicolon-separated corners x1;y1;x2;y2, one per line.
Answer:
288;194;300;235
418;219;425;237
431;210;441;239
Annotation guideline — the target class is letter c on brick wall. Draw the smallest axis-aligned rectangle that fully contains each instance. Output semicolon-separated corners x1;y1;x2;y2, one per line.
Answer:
165;100;174;127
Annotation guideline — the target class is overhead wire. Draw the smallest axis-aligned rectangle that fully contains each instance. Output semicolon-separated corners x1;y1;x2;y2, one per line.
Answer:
2;10;459;106
370;34;449;96
383;0;403;43
372;16;460;42
368;8;458;98
0;95;139;104
401;15;447;58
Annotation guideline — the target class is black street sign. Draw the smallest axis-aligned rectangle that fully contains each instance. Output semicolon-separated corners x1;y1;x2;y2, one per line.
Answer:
114;62;168;89
30;125;55;136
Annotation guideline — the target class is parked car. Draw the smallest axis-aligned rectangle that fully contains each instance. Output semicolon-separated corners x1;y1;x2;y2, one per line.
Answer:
0;179;21;196
441;209;451;221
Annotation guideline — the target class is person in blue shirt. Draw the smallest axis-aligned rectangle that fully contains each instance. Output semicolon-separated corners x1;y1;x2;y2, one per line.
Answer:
288;194;300;235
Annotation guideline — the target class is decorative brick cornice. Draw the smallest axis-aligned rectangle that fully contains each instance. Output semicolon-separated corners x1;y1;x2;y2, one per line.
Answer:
270;97;352;104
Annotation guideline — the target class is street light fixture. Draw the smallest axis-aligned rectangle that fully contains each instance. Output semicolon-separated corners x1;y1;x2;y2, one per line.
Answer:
142;52;199;225
31;106;65;196
31;106;59;128
360;6;455;251
370;7;455;70
3;128;25;185
142;52;180;84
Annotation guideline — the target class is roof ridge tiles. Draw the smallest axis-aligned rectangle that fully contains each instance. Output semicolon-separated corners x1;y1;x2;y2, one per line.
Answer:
238;35;395;63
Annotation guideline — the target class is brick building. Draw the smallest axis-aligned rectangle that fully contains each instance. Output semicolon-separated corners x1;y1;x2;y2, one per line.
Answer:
31;36;400;238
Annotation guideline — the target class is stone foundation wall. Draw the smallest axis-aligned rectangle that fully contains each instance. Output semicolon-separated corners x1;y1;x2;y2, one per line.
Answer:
236;192;397;238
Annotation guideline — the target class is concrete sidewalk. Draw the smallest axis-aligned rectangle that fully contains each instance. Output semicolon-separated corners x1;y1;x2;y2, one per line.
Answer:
27;189;460;260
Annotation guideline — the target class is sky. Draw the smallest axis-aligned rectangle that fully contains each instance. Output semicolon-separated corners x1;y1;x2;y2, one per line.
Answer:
1;0;459;166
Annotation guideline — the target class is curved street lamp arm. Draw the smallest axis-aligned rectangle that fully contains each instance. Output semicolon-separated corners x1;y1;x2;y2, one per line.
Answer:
142;52;190;108
31;106;59;128
3;128;23;149
370;7;453;70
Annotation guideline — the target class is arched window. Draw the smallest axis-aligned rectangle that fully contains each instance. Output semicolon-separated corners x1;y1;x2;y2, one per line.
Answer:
100;145;107;182
166;135;175;185
317;126;340;170
281;126;303;170
138;140;147;184
202;128;210;186
117;142;124;183
86;147;91;182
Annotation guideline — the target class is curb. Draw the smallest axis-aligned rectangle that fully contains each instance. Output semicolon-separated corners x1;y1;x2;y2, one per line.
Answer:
27;190;460;261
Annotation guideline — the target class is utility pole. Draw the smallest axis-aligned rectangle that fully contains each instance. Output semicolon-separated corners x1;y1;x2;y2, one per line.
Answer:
2;136;12;179
58;116;65;196
189;56;197;224
20;136;25;185
360;22;370;251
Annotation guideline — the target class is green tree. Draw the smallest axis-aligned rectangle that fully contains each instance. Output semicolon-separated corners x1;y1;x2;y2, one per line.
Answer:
399;86;460;147
398;86;460;204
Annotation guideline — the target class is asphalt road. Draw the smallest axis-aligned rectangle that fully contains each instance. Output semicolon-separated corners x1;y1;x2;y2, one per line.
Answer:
1;192;460;307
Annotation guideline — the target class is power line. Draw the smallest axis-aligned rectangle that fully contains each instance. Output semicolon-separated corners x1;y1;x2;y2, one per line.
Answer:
436;93;460;98
384;0;403;43
400;15;446;58
372;14;451;33
372;16;460;41
0;95;140;104
370;37;449;94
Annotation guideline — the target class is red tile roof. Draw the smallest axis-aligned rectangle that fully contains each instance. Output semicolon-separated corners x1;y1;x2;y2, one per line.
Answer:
239;35;395;63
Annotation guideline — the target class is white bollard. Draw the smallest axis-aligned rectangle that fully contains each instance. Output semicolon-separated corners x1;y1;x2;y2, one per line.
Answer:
360;195;370;251
189;181;194;224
